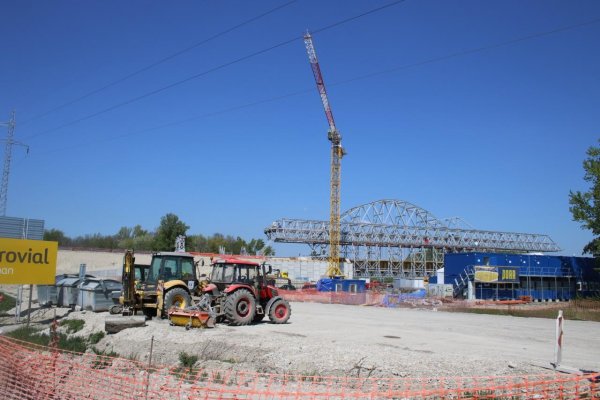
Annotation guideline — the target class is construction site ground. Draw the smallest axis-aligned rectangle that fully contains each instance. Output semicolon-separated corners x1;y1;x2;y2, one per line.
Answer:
3;299;599;379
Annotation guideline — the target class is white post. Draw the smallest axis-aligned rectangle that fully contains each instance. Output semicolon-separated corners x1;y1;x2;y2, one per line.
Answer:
555;309;563;368
15;285;22;323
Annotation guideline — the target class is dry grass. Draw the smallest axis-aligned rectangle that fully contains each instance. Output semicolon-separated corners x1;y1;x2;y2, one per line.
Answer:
443;299;600;322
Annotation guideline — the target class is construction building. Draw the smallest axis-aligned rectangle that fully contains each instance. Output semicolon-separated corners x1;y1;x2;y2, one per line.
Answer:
440;252;600;301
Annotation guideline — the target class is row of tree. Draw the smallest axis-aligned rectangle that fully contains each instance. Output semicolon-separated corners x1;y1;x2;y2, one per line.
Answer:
43;213;274;255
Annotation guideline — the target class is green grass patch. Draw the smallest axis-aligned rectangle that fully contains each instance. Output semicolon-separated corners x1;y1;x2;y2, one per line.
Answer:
88;331;105;345
91;347;120;369
5;325;87;352
58;334;87;352
60;319;85;334
0;291;16;313
5;326;50;346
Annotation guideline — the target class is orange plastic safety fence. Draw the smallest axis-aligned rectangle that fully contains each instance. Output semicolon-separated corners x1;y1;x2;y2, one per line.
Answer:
280;289;385;306
0;336;598;399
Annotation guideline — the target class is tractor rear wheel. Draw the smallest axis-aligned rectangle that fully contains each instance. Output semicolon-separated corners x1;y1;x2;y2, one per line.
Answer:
224;289;256;326
268;299;291;324
163;288;191;314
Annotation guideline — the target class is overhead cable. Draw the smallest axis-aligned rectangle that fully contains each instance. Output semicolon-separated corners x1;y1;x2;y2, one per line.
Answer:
23;0;406;140
19;0;298;126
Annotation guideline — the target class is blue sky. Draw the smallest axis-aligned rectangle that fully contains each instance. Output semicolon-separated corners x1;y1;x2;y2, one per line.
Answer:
1;0;599;256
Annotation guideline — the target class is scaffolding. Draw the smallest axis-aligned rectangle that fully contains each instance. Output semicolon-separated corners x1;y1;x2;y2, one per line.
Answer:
265;199;561;278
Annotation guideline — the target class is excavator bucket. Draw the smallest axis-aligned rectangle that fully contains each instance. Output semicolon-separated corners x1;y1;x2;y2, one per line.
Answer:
168;309;215;329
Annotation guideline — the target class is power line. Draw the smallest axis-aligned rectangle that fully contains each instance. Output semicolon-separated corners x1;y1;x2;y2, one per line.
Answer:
26;15;600;159
23;0;406;141
19;0;298;126
331;16;600;88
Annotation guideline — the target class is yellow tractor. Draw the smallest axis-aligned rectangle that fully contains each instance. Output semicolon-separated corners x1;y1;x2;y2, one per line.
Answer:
113;250;201;318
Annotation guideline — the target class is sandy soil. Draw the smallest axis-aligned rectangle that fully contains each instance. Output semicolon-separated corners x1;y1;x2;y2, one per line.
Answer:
9;301;594;379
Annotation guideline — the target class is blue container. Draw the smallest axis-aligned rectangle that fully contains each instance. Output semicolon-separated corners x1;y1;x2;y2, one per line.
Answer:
317;278;366;293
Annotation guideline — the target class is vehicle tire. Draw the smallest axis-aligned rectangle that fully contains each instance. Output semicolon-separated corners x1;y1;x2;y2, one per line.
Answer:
109;305;123;315
163;288;191;314
268;299;291;324
224;289;256;326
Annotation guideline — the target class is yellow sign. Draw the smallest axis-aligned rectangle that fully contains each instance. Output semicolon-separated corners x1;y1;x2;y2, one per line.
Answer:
0;238;57;284
474;266;499;283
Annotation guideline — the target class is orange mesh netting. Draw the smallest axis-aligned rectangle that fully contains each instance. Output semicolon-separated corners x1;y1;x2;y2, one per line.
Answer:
0;336;598;399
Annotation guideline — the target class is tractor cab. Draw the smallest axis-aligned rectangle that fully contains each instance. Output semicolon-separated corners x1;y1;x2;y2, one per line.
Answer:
208;259;264;292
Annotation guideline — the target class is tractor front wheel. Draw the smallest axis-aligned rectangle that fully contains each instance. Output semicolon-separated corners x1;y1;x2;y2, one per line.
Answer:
163;288;191;314
224;289;256;326
268;299;291;324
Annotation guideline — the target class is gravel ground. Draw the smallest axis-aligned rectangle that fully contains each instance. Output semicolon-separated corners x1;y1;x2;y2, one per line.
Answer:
26;301;598;379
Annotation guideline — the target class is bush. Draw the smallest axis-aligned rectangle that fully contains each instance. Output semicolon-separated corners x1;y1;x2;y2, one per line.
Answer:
179;351;198;369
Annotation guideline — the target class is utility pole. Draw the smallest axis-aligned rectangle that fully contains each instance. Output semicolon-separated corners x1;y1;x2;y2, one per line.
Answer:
0;111;29;216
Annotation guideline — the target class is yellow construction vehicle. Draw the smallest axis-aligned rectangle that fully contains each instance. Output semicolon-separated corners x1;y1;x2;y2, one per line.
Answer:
112;250;201;318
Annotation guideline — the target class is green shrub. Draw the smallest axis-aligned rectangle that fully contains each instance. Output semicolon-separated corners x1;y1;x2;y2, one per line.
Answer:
179;351;198;369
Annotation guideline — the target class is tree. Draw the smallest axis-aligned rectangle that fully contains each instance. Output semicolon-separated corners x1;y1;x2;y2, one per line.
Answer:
153;213;190;251
44;228;70;246
116;225;151;249
569;142;600;255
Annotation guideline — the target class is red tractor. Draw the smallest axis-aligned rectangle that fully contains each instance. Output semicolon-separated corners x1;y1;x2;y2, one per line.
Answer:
200;258;291;326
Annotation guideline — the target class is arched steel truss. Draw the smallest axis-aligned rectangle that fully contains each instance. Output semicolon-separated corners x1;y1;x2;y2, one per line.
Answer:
264;199;561;278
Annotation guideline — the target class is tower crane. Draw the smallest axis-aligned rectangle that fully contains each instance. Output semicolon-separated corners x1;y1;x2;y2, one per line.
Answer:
304;32;345;277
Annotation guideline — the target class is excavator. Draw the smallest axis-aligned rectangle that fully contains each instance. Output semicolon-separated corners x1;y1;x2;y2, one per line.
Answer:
112;249;202;319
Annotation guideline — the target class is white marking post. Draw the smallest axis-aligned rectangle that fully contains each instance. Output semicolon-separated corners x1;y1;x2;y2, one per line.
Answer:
555;309;563;367
552;309;583;375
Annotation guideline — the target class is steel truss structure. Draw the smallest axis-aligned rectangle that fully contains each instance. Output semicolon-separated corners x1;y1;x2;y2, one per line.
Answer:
265;199;561;278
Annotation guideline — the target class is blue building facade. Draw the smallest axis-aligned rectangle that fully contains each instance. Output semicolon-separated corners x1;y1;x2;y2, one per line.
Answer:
444;252;600;301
